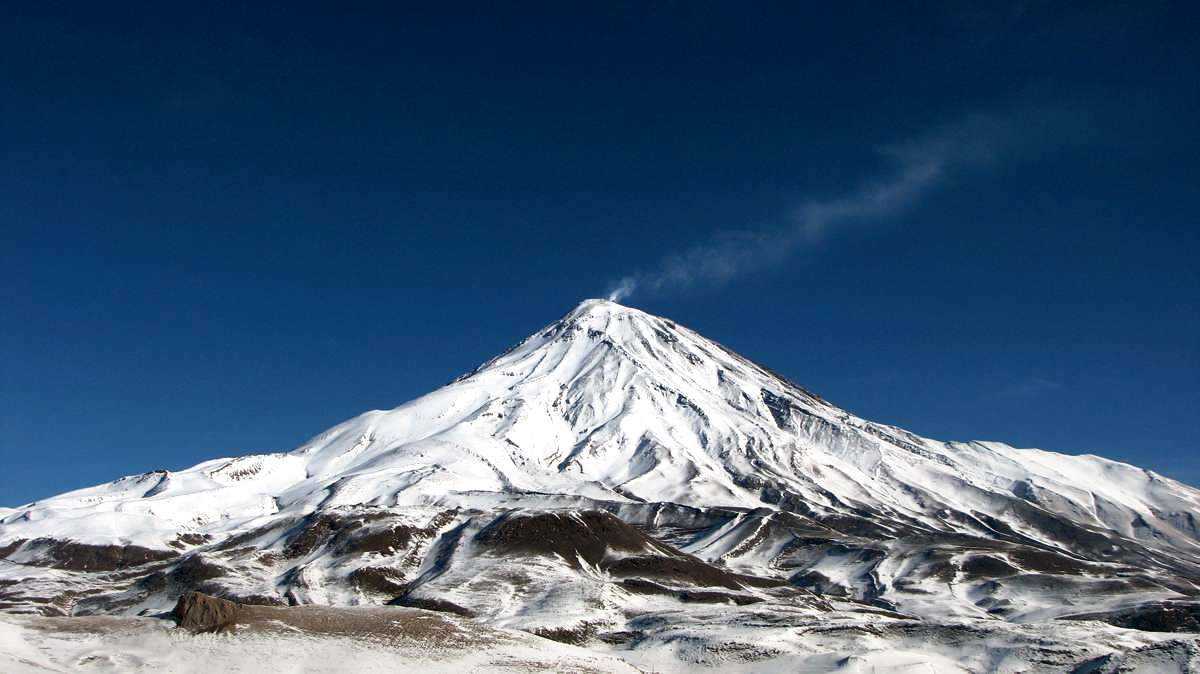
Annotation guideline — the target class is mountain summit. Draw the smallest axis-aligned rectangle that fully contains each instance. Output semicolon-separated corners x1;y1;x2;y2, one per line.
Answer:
3;300;1199;669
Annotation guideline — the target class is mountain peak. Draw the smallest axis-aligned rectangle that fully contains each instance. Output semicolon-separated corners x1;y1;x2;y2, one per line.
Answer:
576;297;616;308
566;297;630;318
542;298;657;343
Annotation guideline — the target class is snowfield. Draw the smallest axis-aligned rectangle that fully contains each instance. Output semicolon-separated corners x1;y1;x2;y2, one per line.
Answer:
2;299;1198;672
0;609;640;673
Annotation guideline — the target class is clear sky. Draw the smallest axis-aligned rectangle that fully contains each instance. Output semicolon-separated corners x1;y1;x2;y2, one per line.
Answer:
2;3;1197;506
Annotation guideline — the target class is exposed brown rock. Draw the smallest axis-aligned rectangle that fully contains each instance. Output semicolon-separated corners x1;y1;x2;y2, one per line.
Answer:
169;591;487;646
221;593;288;607
389;595;475;617
605;554;742;589
474;509;785;593
285;513;355;558
349;566;407;595
335;525;417;555
1062;600;1200;633
23;538;176;571
172;591;242;633
1007;547;1093;575
170;533;212;549
0;539;24;559
137;553;227;597
529;621;604;645
620;578;762;605
169;554;227;585
959;554;1020;579
474;510;664;568
285;510;423;559
605;553;783;590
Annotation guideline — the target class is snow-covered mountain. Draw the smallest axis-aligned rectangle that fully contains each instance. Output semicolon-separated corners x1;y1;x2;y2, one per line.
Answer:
3;299;1199;671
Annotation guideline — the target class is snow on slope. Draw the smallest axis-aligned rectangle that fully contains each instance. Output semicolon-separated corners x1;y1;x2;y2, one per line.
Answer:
2;299;1199;668
5;299;1196;554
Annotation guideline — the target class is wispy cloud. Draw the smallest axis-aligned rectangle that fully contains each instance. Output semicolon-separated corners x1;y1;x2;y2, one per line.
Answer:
606;110;1057;302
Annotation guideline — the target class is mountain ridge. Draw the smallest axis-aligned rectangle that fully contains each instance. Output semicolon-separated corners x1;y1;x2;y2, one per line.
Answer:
2;299;1199;670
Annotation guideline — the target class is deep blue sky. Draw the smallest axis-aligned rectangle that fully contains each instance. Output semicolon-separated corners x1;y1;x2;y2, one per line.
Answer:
2;3;1197;506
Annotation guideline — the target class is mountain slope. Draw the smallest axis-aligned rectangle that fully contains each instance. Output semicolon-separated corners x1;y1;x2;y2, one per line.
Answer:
2;299;1199;670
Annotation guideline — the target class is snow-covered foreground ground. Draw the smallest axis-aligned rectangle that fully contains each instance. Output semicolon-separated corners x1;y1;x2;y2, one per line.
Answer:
2;605;1199;673
0;608;639;673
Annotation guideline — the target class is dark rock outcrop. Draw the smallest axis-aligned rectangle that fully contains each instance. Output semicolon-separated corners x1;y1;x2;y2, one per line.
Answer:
1063;600;1200;633
348;566;407;595
172;591;243;633
21;539;177;571
388;595;475;617
474;510;660;568
474;509;786;593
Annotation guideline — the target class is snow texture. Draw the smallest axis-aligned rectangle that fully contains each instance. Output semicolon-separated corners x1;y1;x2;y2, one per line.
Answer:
2;299;1198;671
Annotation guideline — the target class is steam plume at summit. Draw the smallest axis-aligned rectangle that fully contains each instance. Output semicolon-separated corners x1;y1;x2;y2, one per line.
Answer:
606;112;1043;302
